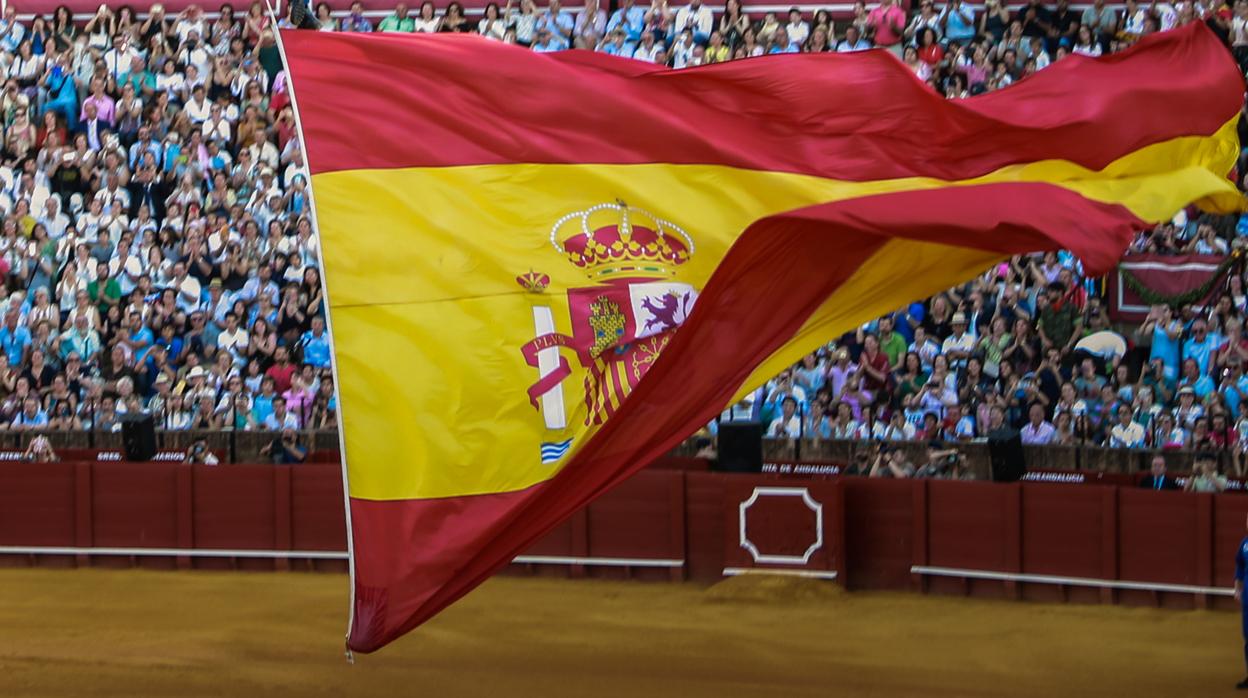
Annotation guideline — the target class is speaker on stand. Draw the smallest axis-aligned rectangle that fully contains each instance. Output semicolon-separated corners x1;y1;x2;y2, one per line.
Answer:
715;422;764;473
120;413;157;462
987;428;1026;483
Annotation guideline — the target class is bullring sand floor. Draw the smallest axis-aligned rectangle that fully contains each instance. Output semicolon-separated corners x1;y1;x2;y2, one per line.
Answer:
0;569;1237;697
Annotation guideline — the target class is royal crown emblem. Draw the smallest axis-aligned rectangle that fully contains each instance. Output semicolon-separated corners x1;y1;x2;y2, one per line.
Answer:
519;202;701;461
549;200;695;280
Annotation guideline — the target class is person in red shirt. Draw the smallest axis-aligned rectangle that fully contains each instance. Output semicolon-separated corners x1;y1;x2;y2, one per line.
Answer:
858;333;893;399
916;26;944;65
264;345;297;394
867;0;906;53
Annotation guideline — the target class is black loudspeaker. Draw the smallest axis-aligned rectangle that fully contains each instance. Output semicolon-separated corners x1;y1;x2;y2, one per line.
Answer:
987;428;1026;483
120;413;157;462
715;422;764;473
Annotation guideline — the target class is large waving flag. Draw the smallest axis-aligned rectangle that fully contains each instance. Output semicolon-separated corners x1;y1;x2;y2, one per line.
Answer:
281;23;1243;652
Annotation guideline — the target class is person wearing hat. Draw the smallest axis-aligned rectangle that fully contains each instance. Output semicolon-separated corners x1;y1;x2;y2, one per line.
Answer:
941;311;975;370
147;371;174;415
182;364;217;406
1174;385;1204;429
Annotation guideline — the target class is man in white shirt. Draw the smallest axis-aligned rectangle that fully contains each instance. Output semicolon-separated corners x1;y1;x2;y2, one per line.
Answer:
942;312;976;369
183;84;212;124
768;396;802;438
1020;402;1057;445
785;8;810;45
674;0;714;42
910;326;941;370
1108;404;1146;448
169;262;202;314
917;379;956;420
181;32;212;78
103;35;141;81
263;397;302;430
216;312;249;361
38;196;70;240
202;103;232;145
174;4;209;44
94;173;130;212
108;236;143;296
633;32;663;62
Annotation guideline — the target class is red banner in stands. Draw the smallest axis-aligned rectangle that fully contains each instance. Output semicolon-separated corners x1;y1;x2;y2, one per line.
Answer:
1106;253;1230;322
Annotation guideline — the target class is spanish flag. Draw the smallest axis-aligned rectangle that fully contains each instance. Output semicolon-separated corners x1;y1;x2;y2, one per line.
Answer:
281;23;1243;652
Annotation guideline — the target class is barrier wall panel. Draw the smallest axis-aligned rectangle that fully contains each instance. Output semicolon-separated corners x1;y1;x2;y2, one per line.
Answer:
1118;490;1200;585
684;472;727;581
926;480;1009;572
290;465;348;552
1213;497;1248;590
2;459;1248;608
90;463;179;549
842;478;913;590
1020;485;1106;579
525;520;576;558
0;462;75;546
191;465;277;568
586;470;681;562
720;479;838;576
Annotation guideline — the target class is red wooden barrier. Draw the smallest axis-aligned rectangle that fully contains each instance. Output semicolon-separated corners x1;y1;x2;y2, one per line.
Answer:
0;461;1243;611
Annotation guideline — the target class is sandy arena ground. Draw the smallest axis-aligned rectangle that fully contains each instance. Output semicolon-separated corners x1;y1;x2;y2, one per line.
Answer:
0;569;1239;697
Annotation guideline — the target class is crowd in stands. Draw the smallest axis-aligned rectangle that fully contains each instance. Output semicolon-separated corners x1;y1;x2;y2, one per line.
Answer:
0;0;1239;450
747;215;1248;477
340;0;1248;96
0;1;335;433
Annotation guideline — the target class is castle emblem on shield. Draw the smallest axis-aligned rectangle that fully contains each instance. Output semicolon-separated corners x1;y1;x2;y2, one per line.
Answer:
518;201;698;449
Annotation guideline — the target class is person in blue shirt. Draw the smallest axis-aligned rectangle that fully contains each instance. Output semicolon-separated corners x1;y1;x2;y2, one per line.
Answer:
299;316;332;369
128;126;163;170
0;7;28;54
836;25;872;52
1234;513;1248;689
1223;357;1248;418
598;29;629;56
0;309;32;367
605;0;646;52
10;396;47;430
939;0;977;43
894;303;924;345
1178;358;1215;400
340;1;375;32
768;28;800;54
531;27;563;52
535;0;575;49
1142;305;1182;381
1183;319;1219;376
124;311;156;366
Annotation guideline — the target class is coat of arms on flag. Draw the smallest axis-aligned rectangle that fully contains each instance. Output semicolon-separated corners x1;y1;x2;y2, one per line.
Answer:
519;201;699;443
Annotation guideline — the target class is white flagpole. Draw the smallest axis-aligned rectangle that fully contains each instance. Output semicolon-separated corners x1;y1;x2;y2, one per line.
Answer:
264;3;358;663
